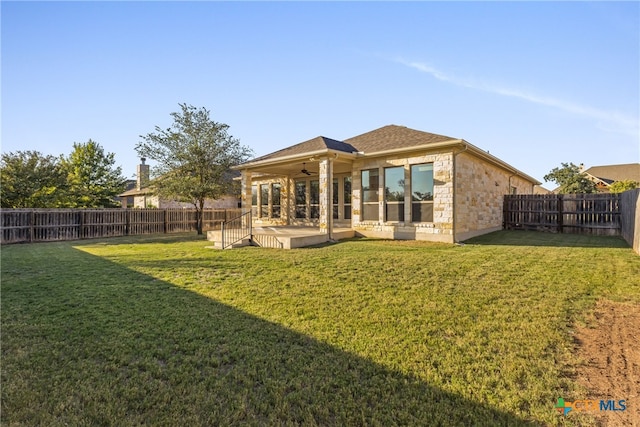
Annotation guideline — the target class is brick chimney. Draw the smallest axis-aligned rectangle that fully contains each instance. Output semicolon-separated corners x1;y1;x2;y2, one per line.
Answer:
136;158;150;190
579;163;585;173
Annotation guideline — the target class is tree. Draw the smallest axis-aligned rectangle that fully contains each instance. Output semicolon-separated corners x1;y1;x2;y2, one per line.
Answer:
1;151;68;208
60;140;126;208
543;162;597;194
609;180;639;193
136;104;253;234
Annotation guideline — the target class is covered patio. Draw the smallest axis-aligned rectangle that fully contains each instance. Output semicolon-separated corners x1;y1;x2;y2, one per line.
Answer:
235;136;359;241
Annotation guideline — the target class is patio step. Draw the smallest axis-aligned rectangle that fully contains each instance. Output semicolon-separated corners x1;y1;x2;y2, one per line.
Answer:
207;227;355;249
251;234;284;249
206;236;251;250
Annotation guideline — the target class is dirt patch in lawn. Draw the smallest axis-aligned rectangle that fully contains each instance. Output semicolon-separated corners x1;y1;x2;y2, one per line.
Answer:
575;300;640;426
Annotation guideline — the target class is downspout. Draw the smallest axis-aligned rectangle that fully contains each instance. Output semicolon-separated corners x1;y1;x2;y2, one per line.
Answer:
452;143;469;243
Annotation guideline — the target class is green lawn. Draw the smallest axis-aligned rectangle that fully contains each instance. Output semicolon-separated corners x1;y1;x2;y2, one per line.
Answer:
2;231;639;426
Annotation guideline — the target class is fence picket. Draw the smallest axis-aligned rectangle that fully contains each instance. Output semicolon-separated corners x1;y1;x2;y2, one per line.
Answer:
1;208;242;244
503;194;621;235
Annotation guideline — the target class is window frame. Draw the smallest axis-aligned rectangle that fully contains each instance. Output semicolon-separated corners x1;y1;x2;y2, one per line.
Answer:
271;183;281;218
259;184;270;218
384;166;405;222
361;168;379;221
251;184;258;217
294;180;307;219
309;180;320;219
410;163;434;223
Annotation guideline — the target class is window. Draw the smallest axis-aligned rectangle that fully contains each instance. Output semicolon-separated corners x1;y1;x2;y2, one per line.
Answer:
295;181;306;219
361;169;379;221
385;166;405;222
344;176;352;220
272;183;281;218
411;164;434;222
251;185;258;217
260;184;269;218
333;179;339;219
310;180;320;219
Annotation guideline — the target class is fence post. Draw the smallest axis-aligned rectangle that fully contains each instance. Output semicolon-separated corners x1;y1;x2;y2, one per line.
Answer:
79;210;84;239
557;194;564;233
29;210;34;243
502;195;508;230
163;209;168;234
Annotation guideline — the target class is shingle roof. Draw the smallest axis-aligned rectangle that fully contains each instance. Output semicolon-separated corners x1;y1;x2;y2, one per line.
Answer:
584;163;640;184
119;187;150;197
249;136;358;163
244;125;457;165
344;125;457;152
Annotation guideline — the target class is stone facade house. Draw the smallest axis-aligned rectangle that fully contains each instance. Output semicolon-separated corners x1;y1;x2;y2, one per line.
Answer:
234;125;539;244
118;159;239;209
581;163;640;192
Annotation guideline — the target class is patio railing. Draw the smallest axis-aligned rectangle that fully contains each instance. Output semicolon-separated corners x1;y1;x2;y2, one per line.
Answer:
221;211;252;249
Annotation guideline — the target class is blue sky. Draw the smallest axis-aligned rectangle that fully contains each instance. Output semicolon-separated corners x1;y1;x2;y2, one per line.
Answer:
2;1;639;187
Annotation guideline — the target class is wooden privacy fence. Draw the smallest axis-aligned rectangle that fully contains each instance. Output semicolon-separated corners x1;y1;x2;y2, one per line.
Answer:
1;208;242;244
503;194;621;235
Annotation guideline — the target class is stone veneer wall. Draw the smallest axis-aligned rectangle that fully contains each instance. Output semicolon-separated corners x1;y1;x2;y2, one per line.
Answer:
351;151;455;243
453;152;534;241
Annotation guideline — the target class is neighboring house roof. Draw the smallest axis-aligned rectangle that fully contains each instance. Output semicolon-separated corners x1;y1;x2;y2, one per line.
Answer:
118;187;151;197
117;180;137;196
583;163;640;185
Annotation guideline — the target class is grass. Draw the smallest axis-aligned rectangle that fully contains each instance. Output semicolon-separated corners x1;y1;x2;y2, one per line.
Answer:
2;231;639;426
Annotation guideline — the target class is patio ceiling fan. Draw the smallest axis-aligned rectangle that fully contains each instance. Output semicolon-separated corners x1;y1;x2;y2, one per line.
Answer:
300;162;315;176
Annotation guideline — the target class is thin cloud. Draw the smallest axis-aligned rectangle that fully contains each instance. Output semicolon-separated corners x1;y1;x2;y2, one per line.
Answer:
396;58;639;138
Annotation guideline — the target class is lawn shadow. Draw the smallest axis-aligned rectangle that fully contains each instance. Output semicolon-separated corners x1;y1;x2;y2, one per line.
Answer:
465;230;631;249
2;244;541;426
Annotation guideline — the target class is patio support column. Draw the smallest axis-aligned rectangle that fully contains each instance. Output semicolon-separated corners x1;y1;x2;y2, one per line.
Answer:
241;170;252;215
318;157;333;238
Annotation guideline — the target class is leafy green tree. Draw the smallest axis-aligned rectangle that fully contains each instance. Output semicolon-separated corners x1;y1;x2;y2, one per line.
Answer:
543;162;597;194
0;151;68;208
609;179;639;193
136;103;253;234
60;140;126;208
